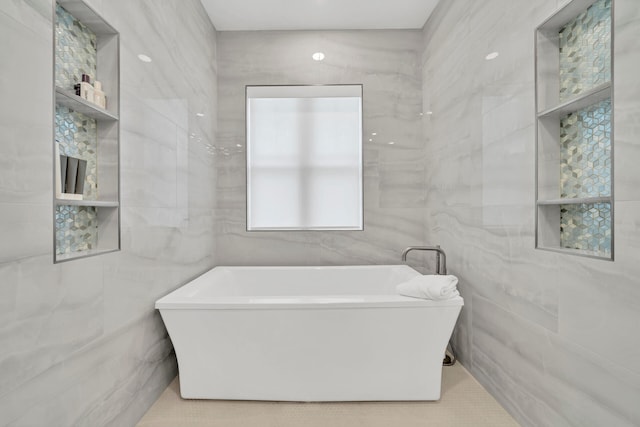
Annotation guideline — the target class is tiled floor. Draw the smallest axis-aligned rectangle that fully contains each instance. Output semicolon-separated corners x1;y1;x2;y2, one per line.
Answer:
137;363;519;427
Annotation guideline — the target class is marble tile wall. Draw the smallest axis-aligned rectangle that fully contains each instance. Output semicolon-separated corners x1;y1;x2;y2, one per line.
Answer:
422;0;640;426
215;30;429;269
0;0;217;425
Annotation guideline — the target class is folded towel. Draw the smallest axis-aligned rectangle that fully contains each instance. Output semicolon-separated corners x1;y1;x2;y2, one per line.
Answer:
396;275;460;300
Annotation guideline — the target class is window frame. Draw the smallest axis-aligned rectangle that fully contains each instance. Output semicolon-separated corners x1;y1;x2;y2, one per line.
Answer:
245;84;364;232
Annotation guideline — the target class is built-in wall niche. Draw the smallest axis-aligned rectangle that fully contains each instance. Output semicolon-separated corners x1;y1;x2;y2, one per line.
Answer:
535;0;613;260
53;0;120;262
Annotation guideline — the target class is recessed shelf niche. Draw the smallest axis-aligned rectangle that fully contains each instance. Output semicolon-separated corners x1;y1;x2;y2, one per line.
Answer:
53;0;120;262
535;0;613;260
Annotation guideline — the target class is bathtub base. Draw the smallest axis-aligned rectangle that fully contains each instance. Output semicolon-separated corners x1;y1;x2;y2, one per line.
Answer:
161;305;461;401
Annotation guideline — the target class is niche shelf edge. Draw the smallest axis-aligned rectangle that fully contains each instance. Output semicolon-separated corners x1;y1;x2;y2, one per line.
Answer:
537;196;612;206
55;199;119;207
537;82;611;118
55;87;118;121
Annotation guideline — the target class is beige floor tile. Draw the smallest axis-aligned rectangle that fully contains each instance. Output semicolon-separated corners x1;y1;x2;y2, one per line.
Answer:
137;363;519;427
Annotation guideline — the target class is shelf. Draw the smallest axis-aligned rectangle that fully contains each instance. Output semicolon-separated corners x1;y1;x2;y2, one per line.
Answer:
55;247;119;263
537;0;600;32
58;0;117;35
537;82;611;118
55;198;119;207
55;87;118;121
537;196;611;206
536;245;613;261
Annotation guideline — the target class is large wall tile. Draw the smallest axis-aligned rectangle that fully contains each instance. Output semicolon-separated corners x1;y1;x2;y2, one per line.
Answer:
471;295;640;427
0;204;52;262
216;30;426;266
0;0;51;39
1;313;175;427
0;255;103;421
613;0;640;201
0;124;51;204
120;102;180;209
0;9;52;206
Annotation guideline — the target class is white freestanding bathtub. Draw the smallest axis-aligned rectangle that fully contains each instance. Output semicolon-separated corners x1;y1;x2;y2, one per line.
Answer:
155;265;463;402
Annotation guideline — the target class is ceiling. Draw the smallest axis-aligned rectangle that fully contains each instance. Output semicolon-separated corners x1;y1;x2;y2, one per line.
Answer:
199;0;442;31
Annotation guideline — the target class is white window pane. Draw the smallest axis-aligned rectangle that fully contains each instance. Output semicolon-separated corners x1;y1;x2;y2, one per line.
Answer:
247;85;363;230
307;168;361;227
249;169;301;229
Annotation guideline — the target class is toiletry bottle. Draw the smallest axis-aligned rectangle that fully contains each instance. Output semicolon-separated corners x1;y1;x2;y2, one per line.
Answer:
80;74;94;103
73;75;81;96
93;81;107;109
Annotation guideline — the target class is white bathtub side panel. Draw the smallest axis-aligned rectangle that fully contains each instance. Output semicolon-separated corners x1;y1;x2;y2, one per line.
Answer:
160;305;461;401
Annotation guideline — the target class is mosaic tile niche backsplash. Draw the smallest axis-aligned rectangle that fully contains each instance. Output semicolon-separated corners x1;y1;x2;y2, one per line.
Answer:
558;0;611;101
560;99;611;199
54;4;99;255
56;205;98;255
55;106;98;199
557;98;612;254
557;0;612;254
55;107;98;255
560;203;611;254
55;4;97;90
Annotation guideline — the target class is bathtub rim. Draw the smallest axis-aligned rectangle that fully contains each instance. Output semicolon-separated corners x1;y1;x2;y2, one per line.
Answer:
155;265;464;310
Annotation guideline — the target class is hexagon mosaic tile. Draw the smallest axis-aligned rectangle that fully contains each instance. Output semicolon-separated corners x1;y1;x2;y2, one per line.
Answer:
558;0;611;101
560;99;611;199
55;4;97;91
55;205;98;255
560;203;611;254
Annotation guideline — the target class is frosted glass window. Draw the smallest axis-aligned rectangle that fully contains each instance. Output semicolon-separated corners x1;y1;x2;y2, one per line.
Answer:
246;85;363;230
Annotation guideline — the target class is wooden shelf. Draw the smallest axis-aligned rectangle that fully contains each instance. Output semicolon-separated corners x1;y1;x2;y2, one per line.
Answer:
537;82;611;118
55;198;119;207
55;86;118;121
537;196;611;206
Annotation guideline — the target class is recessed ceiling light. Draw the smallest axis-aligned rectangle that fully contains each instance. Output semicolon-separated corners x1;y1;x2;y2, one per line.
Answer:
137;54;152;63
388;141;395;145
196;112;204;117
312;52;325;61
425;111;433;115
372;132;377;136
369;138;373;142
236;144;243;147
485;52;499;60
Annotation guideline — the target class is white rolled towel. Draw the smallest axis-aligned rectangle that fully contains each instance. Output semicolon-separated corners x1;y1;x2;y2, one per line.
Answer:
396;274;460;300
